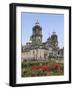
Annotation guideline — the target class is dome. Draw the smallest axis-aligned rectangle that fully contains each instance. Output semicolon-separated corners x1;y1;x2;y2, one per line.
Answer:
51;32;57;40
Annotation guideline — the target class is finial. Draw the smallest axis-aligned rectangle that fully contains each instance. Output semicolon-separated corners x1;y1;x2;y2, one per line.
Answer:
52;29;56;34
35;19;39;25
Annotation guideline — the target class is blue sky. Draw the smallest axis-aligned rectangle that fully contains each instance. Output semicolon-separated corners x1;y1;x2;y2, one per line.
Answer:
21;12;64;48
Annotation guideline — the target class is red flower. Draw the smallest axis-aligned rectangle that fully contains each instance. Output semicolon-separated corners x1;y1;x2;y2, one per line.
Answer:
41;65;49;71
32;65;50;71
52;63;60;68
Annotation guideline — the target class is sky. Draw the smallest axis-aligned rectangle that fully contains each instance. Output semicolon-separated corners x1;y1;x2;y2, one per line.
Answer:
21;12;64;48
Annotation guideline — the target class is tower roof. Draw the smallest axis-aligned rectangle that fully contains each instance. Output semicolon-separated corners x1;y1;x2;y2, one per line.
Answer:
51;32;57;37
53;32;56;35
33;20;42;30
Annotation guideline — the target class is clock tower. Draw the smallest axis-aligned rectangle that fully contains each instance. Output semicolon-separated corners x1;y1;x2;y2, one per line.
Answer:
30;20;42;45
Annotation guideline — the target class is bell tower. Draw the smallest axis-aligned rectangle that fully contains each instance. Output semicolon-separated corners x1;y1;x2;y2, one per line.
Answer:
30;20;42;45
51;32;58;48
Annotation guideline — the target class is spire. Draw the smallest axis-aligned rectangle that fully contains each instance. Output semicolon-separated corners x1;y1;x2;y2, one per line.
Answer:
35;19;39;25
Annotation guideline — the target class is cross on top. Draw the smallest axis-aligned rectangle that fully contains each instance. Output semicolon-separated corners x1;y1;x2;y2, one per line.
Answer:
35;19;39;25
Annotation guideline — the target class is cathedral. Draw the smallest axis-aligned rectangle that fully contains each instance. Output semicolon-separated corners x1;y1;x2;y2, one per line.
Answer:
22;20;64;61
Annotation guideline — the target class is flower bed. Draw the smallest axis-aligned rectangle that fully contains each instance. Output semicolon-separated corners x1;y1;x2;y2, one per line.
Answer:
21;61;64;77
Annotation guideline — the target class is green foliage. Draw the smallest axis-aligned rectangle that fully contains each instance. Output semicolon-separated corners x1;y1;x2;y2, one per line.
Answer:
21;60;64;77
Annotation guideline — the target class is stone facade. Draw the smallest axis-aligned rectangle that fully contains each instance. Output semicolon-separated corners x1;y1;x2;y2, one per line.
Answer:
22;21;64;61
